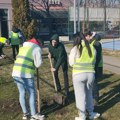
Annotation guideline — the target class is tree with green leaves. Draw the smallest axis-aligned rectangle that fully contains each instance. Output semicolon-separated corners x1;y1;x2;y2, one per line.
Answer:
12;0;37;39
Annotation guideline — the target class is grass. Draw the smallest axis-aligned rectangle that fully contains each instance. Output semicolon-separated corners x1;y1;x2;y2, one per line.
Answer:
0;46;120;120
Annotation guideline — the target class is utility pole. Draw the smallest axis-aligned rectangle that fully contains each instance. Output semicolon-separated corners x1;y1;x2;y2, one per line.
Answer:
86;0;89;29
103;0;106;34
77;0;80;32
74;0;76;33
83;0;86;33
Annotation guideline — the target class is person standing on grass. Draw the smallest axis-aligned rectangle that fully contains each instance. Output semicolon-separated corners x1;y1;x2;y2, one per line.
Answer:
84;29;103;106
0;37;8;59
9;26;21;60
12;35;44;120
69;32;100;120
48;34;69;98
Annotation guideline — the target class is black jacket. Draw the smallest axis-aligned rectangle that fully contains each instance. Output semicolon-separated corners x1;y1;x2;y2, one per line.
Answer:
90;34;103;78
48;34;68;70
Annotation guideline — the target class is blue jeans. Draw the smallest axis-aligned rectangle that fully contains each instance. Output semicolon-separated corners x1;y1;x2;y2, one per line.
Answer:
13;77;36;116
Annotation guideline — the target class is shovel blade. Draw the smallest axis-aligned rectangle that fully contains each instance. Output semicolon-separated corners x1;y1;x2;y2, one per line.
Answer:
53;93;66;106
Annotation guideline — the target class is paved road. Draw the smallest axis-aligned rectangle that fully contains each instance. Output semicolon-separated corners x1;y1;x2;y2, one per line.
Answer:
103;55;120;74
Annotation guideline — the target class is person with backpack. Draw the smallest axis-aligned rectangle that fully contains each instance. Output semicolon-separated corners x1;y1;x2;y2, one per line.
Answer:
69;32;100;120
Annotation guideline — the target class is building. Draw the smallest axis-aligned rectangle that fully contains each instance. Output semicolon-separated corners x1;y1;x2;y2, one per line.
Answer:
0;0;12;38
0;0;120;39
29;0;73;41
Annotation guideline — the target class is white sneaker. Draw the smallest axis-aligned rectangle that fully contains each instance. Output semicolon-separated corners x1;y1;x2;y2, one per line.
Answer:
75;116;85;120
22;113;30;120
1;55;6;58
30;113;45;120
0;56;3;59
89;112;100;119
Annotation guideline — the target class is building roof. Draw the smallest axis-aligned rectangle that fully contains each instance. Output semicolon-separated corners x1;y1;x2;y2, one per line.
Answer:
29;0;73;11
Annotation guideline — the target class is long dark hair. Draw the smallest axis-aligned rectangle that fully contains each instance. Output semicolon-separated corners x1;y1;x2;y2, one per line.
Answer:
84;29;92;37
73;32;83;57
84;29;93;57
73;32;92;57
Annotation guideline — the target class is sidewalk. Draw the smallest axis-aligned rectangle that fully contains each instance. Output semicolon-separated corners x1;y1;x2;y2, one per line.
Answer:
103;55;120;74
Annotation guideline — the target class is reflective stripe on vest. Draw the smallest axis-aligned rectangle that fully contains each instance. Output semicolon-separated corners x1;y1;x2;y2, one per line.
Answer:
11;31;20;45
13;47;35;74
0;37;7;43
73;40;96;73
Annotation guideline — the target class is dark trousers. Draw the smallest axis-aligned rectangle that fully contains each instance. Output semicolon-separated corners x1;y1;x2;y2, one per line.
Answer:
54;62;69;97
93;67;103;102
11;45;19;59
93;78;99;101
0;43;4;56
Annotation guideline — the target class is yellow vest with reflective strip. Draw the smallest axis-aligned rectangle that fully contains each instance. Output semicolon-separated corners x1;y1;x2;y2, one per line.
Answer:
0;37;7;43
11;31;20;45
73;40;96;74
13;46;35;75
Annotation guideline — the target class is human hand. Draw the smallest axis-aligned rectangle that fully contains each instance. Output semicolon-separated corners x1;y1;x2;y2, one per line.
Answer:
90;32;96;39
48;53;51;59
51;68;56;72
5;42;7;45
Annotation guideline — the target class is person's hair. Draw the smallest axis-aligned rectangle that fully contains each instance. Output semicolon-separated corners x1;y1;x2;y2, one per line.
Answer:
29;32;38;40
73;32;92;57
12;26;18;33
84;28;92;37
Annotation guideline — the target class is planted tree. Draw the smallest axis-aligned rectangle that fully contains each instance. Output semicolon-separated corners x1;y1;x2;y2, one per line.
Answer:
12;0;37;39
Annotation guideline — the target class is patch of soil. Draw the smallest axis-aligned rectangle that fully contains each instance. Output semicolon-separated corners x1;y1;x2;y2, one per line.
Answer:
0;99;21;112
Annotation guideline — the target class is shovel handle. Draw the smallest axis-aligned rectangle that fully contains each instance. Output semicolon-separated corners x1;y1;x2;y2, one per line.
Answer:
36;68;41;113
49;56;58;92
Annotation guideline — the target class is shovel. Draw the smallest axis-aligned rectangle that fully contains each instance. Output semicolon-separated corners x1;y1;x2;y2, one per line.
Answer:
49;56;58;92
49;56;66;105
36;68;41;113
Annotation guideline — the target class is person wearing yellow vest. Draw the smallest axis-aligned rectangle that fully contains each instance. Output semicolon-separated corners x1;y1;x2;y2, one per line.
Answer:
12;35;44;120
0;37;8;59
69;32;100;120
9;26;21;60
84;29;103;106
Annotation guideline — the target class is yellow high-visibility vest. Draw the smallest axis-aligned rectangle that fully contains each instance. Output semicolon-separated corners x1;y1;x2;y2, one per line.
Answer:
13;46;35;75
73;40;96;74
0;37;7;44
11;31;20;45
